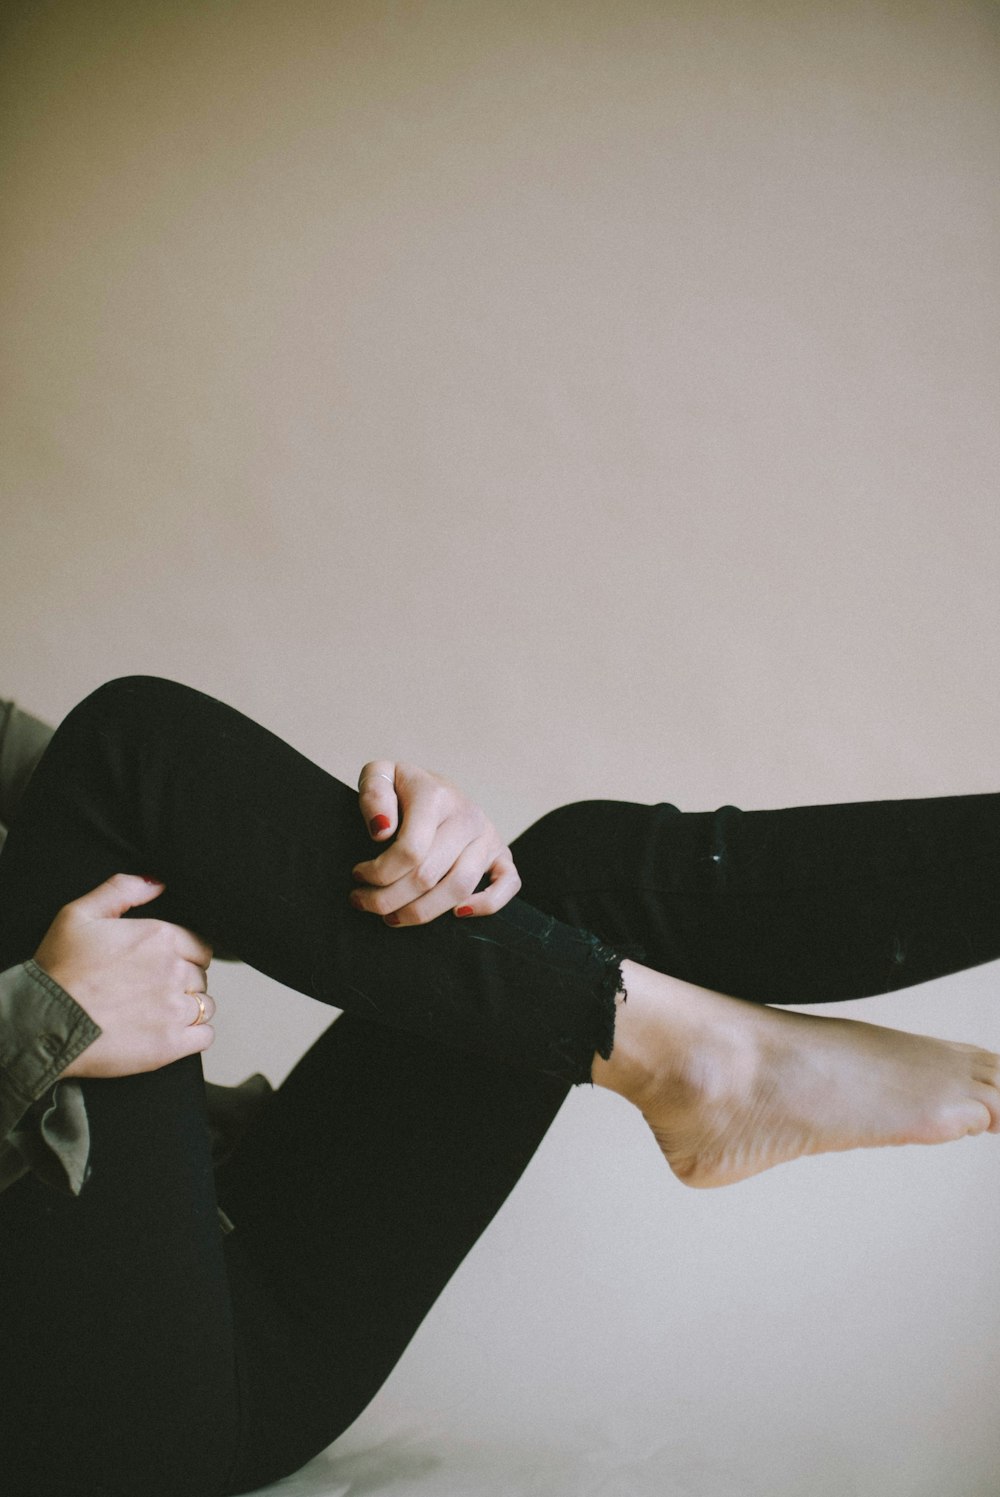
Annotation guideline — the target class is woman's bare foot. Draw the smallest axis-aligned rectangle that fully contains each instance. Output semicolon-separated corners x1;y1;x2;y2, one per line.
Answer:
592;961;1000;1188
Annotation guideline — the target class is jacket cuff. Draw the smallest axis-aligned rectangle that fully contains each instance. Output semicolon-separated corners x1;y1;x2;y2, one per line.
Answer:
0;960;101;1116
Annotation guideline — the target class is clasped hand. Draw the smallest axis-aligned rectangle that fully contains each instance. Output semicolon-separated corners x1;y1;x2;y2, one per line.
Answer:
34;764;519;1079
349;759;520;926
35;873;215;1079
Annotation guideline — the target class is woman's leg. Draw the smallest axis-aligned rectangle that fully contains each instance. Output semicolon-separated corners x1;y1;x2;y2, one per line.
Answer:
214;1016;567;1494
511;799;1000;1188
0;1016;567;1497
0;677;621;1082
0;1057;242;1497
513;796;1000;1002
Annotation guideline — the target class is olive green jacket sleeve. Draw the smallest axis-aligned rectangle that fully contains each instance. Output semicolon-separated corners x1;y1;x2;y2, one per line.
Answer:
0;697;104;1194
0;961;101;1194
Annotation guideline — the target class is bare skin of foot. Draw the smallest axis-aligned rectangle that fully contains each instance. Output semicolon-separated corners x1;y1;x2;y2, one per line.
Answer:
592;960;1000;1188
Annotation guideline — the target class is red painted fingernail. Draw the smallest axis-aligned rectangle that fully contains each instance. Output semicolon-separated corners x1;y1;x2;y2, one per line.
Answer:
384;912;401;926
455;905;474;918
351;869;367;883
349;891;365;911
370;814;392;835
141;876;162;884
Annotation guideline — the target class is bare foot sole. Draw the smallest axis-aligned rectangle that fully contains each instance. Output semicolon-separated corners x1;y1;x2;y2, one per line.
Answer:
593;962;1000;1188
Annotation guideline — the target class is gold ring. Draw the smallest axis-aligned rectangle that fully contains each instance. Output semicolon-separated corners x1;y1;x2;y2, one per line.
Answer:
187;990;209;1026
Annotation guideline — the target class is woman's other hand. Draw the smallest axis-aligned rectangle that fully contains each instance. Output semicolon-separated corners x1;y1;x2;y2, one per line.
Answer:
351;760;521;926
34;874;215;1078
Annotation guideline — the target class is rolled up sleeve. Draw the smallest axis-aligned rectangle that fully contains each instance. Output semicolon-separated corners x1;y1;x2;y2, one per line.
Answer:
0;961;101;1194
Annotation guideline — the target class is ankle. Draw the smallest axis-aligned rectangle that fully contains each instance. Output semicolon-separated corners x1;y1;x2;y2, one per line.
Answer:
591;960;666;1107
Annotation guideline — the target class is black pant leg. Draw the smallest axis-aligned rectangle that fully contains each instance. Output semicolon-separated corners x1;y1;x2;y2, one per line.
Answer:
0;1058;240;1497
213;1015;567;1494
513;796;1000;1002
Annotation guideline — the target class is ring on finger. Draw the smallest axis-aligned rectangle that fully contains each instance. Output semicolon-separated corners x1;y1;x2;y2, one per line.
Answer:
186;989;212;1027
358;771;395;790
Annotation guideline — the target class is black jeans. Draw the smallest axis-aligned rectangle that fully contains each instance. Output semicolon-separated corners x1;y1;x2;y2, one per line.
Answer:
1;678;998;1497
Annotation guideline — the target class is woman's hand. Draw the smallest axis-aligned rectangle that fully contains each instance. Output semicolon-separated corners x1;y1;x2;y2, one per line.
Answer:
33;873;216;1078
350;760;521;927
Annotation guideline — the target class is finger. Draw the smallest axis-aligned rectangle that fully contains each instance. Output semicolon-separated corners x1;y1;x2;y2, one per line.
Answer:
179;1022;215;1056
357;760;398;840
349;845;453;916
70;872;165;922
183;988;217;1025
453;852;522;918
353;795;450;889
350;818;468;913
170;926;214;968
379;835;498;927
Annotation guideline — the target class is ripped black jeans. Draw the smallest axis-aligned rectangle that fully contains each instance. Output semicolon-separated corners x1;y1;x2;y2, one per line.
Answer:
1;677;998;1497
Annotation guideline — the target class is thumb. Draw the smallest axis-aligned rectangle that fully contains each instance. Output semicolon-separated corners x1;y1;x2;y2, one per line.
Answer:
357;760;399;841
71;872;166;921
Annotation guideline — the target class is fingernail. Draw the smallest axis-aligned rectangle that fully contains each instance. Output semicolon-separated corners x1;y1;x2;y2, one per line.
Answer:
370;814;392;835
384;912;401;927
141;876;162;884
349;891;365;911
455;905;474;918
351;869;367;883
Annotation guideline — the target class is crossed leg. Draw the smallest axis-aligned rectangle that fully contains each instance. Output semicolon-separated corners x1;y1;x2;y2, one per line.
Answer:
516;797;1000;1185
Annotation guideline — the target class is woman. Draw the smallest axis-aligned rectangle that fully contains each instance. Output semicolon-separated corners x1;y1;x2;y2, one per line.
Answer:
1;676;997;1497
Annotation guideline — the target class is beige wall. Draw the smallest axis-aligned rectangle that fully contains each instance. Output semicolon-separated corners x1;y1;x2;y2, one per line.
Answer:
3;2;999;1493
